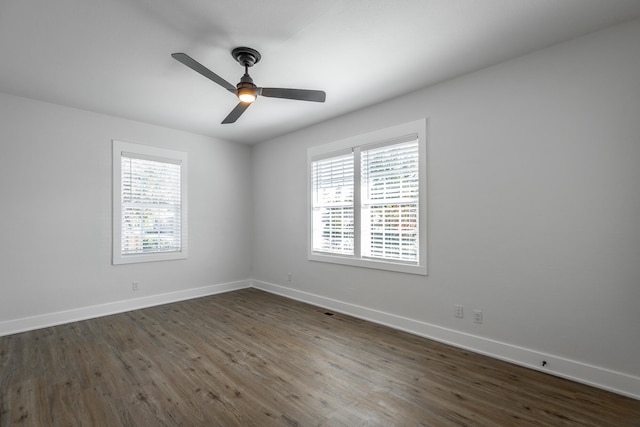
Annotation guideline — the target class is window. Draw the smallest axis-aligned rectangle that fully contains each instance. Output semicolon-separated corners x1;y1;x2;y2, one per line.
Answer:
308;119;427;275
112;140;188;264
311;151;354;255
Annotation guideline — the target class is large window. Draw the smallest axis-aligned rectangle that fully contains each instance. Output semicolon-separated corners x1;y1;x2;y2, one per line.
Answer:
308;119;427;275
112;140;188;265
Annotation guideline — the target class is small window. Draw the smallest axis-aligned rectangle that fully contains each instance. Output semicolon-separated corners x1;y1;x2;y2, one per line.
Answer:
112;140;188;265
308;119;427;275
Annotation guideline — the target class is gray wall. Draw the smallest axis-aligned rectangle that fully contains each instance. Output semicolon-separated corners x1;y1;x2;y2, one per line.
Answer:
251;19;640;390
0;93;253;322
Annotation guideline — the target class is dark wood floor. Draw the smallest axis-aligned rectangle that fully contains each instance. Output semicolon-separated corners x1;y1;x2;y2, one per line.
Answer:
1;288;638;426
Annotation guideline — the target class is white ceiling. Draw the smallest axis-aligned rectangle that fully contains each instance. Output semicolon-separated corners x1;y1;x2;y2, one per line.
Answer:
1;1;639;144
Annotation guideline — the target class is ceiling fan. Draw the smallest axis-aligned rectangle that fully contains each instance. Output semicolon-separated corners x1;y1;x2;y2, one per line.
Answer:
172;47;326;124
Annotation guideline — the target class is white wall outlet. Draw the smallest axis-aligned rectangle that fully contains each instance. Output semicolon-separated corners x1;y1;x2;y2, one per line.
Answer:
287;273;292;282
132;281;139;291
455;305;464;318
474;309;483;324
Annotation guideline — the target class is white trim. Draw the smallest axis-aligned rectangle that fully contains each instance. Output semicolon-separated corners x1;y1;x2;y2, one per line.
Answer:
0;280;250;337
308;253;427;275
251;280;640;400
353;146;362;259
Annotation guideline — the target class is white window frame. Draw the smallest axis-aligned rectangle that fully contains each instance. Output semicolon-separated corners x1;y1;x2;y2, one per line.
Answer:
112;140;188;265
308;119;427;275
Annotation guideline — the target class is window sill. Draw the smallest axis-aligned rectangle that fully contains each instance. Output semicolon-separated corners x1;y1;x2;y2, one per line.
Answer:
113;251;188;265
308;252;427;276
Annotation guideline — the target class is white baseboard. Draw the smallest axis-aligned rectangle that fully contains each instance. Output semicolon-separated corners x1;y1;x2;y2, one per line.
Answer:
2;278;637;400
251;280;640;400
0;280;251;338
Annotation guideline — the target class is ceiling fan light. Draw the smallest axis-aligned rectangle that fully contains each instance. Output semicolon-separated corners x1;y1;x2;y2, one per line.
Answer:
238;88;256;103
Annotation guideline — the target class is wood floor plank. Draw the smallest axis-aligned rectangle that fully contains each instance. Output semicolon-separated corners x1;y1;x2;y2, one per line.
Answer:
1;288;639;426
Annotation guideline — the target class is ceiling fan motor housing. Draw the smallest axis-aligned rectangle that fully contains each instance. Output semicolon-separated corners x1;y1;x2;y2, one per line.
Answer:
236;74;257;99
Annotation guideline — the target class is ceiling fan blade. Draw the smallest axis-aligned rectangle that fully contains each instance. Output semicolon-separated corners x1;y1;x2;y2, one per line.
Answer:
222;102;251;124
260;88;326;102
172;53;236;93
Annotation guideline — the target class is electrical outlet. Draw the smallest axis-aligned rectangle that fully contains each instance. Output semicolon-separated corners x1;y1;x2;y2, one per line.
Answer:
132;281;139;291
455;305;464;318
287;273;292;282
473;310;483;324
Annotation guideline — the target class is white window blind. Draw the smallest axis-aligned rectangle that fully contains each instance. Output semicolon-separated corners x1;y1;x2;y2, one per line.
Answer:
361;139;419;263
311;151;354;255
112;140;187;265
121;153;182;255
307;119;427;275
